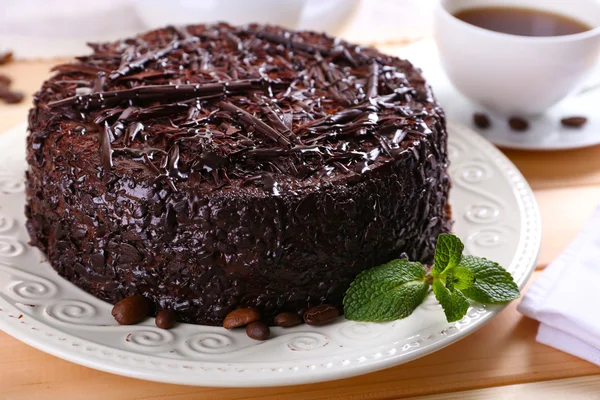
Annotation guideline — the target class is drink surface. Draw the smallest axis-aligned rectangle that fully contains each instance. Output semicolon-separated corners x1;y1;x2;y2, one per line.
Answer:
454;7;591;37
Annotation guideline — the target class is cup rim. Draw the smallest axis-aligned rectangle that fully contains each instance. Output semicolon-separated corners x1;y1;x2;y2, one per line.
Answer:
436;1;600;42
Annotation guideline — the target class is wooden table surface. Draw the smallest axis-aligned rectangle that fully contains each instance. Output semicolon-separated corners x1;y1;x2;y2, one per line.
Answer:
1;48;600;399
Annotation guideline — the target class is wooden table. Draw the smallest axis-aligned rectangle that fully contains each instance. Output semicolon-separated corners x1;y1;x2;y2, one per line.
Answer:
2;50;600;399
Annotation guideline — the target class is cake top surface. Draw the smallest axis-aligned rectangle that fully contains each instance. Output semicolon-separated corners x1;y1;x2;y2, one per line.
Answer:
30;23;442;194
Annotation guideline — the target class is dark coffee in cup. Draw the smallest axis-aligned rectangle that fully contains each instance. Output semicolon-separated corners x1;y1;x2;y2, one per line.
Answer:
454;7;592;37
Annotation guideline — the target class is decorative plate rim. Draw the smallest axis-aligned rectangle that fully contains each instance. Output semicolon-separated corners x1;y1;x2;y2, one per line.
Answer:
0;121;541;387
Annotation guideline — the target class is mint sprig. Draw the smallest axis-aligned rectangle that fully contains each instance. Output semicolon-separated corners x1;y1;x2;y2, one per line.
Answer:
344;259;429;322
343;234;520;323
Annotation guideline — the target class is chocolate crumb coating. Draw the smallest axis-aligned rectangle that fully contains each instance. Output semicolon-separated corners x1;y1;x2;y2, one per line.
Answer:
25;23;451;325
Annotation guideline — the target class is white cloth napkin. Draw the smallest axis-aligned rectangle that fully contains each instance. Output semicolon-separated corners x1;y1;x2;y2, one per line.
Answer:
518;205;600;365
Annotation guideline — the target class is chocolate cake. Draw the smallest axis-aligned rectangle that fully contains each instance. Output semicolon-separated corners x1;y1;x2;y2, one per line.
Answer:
25;23;451;325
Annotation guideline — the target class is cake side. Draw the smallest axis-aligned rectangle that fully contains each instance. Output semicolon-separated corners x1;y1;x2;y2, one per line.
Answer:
25;23;451;325
26;128;449;324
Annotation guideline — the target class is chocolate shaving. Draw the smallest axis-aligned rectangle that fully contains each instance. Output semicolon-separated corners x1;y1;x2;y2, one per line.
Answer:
109;37;199;80
334;47;359;68
258;100;299;145
51;63;110;75
48;79;286;109
367;62;379;99
217;100;292;147
142;153;161;175
373;132;394;157
256;31;332;56
94;107;123;124
166;144;187;179
316;53;355;106
124;122;144;145
92;72;106;93
119;70;178;81
100;122;114;177
307;108;364;129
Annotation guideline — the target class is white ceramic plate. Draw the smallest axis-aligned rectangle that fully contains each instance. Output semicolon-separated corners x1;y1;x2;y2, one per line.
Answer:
0;122;540;387
398;39;600;151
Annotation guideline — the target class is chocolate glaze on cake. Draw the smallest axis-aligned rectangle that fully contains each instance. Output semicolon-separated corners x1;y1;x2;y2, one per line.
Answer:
25;23;451;325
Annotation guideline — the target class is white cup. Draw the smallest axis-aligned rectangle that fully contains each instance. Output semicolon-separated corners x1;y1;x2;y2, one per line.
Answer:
434;0;600;116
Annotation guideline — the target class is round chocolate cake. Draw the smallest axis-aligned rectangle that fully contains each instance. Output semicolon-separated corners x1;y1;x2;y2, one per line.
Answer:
25;23;451;325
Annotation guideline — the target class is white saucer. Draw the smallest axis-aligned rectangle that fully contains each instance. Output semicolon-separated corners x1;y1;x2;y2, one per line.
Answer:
0;122;540;387
398;39;600;151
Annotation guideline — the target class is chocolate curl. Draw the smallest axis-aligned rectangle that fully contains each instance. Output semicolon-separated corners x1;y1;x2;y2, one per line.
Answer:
217;100;292;148
366;61;379;99
48;79;287;109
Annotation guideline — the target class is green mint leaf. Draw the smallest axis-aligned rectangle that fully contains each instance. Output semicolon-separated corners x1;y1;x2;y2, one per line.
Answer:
343;259;429;322
450;266;476;290
431;234;464;277
458;255;520;304
432;278;470;322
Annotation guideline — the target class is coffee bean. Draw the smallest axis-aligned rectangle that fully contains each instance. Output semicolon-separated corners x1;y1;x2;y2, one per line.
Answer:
1;91;24;104
508;117;529;132
0;74;11;86
0;51;13;65
246;321;270;340
561;116;588;128
473;113;491;129
111;295;149;325
223;307;260;329
303;304;339;326
155;309;176;329
274;312;302;327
